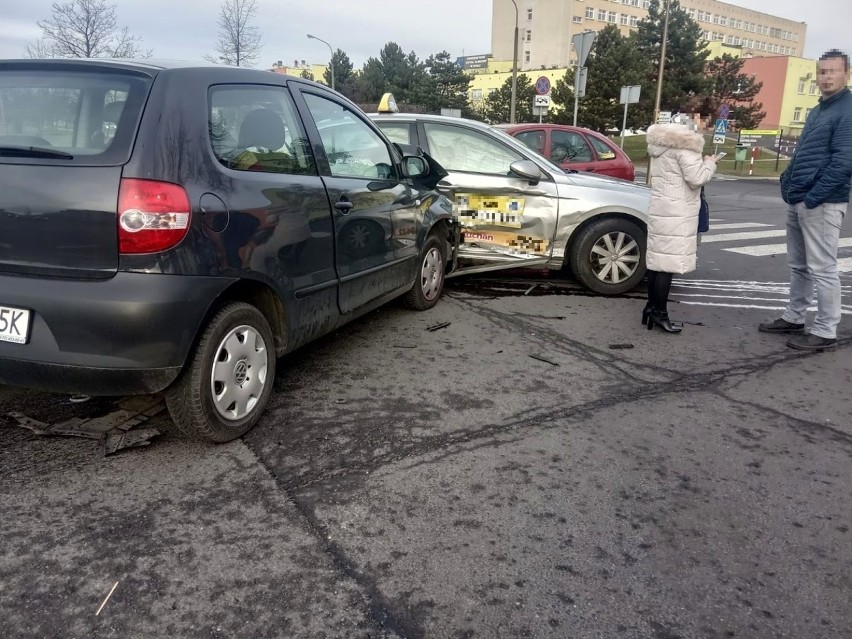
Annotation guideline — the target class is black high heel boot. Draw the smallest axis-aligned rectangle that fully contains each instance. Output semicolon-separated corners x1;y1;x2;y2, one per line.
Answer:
643;270;658;326
641;303;653;326
647;311;683;333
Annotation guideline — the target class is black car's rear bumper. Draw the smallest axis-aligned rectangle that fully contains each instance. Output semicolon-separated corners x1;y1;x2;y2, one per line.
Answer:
0;271;234;395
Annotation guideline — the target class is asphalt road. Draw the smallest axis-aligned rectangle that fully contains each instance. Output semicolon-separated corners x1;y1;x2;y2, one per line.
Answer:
1;178;850;639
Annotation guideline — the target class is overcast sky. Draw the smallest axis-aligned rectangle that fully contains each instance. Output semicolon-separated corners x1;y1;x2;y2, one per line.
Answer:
0;0;844;68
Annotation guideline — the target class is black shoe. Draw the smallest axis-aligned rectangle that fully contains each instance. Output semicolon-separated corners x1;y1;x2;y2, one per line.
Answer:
641;304;653;326
759;318;805;334
786;334;837;351
647;311;682;333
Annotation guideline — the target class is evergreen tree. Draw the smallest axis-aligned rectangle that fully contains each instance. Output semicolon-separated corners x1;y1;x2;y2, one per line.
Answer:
701;54;766;130
483;75;536;124
634;0;710;119
420;51;472;114
354;57;386;104
550;25;649;132
324;49;356;100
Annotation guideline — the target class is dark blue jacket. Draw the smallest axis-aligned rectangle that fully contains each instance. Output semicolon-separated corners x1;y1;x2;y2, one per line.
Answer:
780;87;852;208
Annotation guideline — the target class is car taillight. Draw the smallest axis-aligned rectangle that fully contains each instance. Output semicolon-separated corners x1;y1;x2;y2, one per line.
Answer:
118;178;191;254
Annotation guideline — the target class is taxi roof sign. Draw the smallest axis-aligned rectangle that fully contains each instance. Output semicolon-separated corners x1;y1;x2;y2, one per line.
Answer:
378;92;399;113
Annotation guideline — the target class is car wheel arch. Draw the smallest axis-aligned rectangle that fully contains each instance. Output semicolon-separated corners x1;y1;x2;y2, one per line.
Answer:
204;279;288;358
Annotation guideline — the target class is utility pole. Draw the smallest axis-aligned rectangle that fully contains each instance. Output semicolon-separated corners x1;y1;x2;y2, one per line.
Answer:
307;34;335;91
510;0;519;124
647;0;671;185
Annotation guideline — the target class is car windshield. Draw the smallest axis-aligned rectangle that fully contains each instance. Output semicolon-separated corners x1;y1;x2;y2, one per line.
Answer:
0;68;151;165
486;125;565;174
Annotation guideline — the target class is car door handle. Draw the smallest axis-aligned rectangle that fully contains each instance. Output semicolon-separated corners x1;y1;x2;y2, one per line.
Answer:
334;198;354;214
437;180;456;189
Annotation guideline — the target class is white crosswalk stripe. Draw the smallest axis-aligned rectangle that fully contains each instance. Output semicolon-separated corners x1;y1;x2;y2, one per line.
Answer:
671;279;852;316
724;237;852;257
701;230;787;243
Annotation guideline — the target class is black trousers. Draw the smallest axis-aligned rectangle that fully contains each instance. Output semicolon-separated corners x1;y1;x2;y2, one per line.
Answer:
646;270;674;314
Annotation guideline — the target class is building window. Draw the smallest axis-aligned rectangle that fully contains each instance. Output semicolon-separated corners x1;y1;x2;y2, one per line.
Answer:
608;11;617;23
712;14;719;24
586;7;594;19
702;30;710;40
631;0;639;6
733;36;741;45
697;10;705;21
526;30;531;42
642;0;650;8
630;15;638;27
797;80;805;93
805;108;812;119
598;9;607;20
620;13;628;25
524;51;530;62
793;107;802;122
809;82;818;95
472;89;483;101
527;8;532;20
687;8;695;18
573;15;583;23
719;16;727;26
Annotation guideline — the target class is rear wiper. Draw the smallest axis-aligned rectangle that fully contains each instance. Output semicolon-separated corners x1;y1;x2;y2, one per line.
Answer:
0;146;74;160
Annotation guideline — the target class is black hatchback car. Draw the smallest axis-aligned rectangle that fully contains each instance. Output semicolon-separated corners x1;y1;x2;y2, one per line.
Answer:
0;59;455;442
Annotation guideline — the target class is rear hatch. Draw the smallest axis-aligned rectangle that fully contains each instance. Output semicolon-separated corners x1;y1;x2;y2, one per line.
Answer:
0;63;153;278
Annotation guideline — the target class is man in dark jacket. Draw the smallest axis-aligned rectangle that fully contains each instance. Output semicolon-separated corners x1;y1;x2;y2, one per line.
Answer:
759;49;852;351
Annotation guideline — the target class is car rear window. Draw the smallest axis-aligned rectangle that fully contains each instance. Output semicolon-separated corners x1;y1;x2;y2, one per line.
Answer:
0;68;151;165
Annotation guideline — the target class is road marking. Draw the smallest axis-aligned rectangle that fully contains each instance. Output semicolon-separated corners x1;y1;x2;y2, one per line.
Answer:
723;237;852;257
701;230;787;243
709;222;775;230
675;300;852;315
838;257;852;273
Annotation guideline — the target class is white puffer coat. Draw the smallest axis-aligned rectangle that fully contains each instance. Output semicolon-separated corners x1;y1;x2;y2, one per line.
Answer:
646;123;716;274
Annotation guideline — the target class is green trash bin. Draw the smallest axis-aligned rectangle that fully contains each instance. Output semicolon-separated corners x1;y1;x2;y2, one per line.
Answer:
734;144;748;162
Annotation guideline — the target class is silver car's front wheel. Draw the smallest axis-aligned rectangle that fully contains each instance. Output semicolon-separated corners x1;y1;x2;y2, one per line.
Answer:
589;230;641;285
569;217;646;295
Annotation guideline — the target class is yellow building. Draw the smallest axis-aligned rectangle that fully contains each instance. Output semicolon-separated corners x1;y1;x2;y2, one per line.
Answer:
269;60;329;84
466;59;571;111
491;0;806;71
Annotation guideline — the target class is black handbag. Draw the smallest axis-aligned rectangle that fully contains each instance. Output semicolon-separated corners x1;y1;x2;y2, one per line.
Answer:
698;186;710;233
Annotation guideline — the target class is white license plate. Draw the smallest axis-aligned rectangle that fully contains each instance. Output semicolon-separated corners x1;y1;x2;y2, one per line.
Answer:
0;305;31;344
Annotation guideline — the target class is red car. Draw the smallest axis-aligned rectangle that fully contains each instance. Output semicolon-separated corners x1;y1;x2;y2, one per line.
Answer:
500;124;636;182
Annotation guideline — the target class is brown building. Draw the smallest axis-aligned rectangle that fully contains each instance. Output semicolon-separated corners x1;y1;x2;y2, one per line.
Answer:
491;0;807;71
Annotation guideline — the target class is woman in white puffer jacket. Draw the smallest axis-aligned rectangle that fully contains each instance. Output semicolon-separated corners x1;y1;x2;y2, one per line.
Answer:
643;118;718;333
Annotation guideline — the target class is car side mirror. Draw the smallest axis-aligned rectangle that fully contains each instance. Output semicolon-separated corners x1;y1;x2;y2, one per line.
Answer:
509;159;542;184
401;155;429;179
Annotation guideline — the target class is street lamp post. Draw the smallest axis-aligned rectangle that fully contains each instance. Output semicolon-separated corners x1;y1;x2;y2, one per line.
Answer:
647;0;671;185
306;33;334;91
510;0;519;124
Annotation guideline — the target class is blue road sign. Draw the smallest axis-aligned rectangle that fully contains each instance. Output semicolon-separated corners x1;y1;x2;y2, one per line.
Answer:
714;119;729;135
719;103;730;119
535;76;552;95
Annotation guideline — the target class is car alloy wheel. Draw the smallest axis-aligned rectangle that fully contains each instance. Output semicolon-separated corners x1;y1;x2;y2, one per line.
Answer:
589;230;641;285
420;246;444;301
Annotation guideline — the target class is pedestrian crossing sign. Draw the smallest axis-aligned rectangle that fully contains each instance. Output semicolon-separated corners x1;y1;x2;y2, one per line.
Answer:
714;119;728;135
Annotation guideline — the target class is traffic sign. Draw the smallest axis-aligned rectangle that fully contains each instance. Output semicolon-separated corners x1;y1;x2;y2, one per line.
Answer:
719;103;730;119
534;76;551;96
657;111;672;124
533;95;551;108
619;85;641;104
572;31;596;68
714;119;728;135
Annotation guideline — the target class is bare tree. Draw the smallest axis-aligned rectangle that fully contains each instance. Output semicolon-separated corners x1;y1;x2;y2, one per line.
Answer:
26;0;151;58
206;0;262;67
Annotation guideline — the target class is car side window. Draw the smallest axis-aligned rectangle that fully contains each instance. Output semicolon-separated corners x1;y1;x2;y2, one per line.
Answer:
376;122;412;145
515;130;546;156
208;85;316;175
302;93;395;180
550;130;593;164
587;135;618;161
424;123;523;175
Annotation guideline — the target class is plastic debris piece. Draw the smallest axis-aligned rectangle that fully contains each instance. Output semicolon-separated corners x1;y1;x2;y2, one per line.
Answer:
608;343;635;350
529;354;560;366
426;322;451;332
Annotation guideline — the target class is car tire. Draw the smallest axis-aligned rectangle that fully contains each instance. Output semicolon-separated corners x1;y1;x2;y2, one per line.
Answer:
403;233;446;310
568;217;646;295
166;302;276;443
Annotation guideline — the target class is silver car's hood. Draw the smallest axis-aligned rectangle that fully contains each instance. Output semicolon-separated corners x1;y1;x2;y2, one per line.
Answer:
553;169;650;197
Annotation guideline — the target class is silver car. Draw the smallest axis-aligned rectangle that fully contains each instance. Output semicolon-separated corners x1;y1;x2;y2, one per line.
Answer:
369;101;651;294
